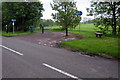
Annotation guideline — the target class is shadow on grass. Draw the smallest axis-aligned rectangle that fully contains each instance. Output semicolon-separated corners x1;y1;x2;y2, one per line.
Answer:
104;34;119;38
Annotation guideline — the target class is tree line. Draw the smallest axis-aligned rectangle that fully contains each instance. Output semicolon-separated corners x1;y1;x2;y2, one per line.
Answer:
41;19;56;27
2;0;81;36
2;2;44;32
2;0;120;36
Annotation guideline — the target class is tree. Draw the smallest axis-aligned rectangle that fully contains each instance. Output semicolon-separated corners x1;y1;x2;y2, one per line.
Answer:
87;1;120;35
2;2;44;32
42;19;55;27
51;0;81;36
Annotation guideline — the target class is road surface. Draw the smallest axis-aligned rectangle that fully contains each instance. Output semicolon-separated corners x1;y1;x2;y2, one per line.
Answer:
1;37;118;79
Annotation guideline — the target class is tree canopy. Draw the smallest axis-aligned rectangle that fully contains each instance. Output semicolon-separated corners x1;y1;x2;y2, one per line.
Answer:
51;0;81;36
87;1;120;35
2;2;44;32
41;19;55;27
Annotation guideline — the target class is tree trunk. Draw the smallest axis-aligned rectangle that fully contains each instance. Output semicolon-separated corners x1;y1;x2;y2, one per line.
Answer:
65;4;68;36
112;2;117;35
42;26;44;34
65;27;68;36
22;17;25;32
118;25;120;37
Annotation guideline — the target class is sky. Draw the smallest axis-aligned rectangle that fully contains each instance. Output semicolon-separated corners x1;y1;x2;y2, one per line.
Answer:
40;0;94;22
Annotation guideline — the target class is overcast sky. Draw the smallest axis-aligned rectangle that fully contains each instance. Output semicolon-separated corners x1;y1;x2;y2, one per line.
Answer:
40;0;94;22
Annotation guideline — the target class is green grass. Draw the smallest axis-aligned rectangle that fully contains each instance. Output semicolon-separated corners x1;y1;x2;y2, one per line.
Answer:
59;23;119;58
51;26;63;31
1;31;35;37
35;26;63;32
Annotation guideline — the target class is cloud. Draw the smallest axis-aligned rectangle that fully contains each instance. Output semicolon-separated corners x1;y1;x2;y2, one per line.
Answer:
40;0;94;21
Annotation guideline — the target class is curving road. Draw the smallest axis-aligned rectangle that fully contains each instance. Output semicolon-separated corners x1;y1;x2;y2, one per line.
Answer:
1;37;119;79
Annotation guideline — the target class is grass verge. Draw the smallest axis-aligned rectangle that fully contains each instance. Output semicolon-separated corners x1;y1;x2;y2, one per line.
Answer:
59;24;119;58
1;31;35;37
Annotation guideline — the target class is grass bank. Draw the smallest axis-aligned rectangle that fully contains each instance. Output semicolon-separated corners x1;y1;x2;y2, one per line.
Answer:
59;24;119;58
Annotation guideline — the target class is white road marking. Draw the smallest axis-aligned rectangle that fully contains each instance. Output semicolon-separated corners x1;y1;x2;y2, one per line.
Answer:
0;45;23;56
43;63;82;80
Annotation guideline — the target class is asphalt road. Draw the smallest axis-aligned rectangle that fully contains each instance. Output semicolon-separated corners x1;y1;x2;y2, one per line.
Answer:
1;37;118;79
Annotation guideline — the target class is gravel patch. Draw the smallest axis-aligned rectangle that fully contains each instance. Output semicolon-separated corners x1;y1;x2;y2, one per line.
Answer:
11;32;83;48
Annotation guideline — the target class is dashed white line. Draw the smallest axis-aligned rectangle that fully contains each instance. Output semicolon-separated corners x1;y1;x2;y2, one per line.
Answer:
0;45;23;56
43;63;82;80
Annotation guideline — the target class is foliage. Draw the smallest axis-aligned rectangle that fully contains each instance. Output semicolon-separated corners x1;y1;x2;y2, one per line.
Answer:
51;0;81;36
2;2;44;32
41;19;55;27
87;1;120;35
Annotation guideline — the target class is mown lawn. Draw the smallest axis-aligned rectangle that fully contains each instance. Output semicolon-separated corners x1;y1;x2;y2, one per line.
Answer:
59;24;119;58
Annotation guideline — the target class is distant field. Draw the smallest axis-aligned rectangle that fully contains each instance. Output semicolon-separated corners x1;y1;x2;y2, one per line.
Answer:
59;24;119;58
